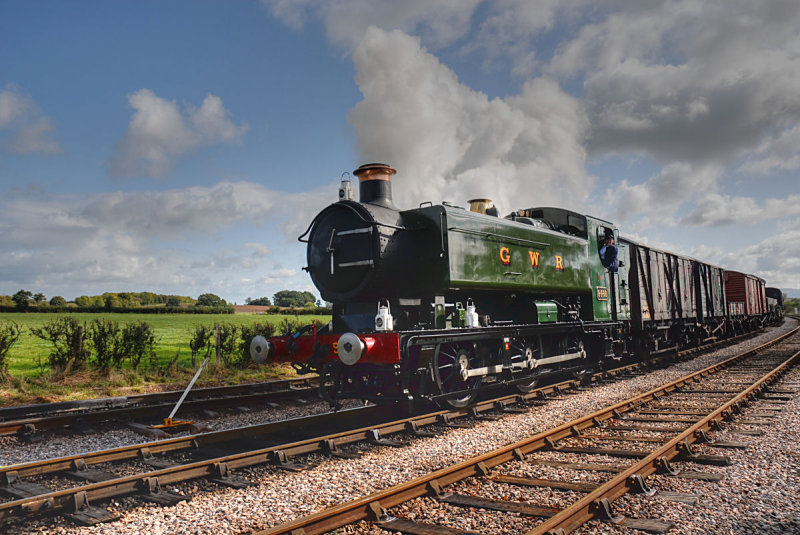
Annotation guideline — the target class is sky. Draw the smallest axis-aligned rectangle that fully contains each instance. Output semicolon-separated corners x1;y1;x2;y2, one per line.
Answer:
1;0;799;304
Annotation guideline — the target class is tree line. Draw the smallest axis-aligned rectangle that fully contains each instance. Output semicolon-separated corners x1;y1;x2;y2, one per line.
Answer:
1;290;200;310
1;289;324;311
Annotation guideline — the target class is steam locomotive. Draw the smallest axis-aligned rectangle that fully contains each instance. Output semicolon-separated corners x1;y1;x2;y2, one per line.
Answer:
252;164;781;408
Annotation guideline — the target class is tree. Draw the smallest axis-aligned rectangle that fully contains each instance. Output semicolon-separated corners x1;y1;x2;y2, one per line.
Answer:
196;293;227;307
32;293;46;304
166;296;181;307
245;296;271;306
49;296;67;306
273;290;317;308
12;290;32;309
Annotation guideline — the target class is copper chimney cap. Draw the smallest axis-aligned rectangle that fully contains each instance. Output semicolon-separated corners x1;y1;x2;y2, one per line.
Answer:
353;163;396;182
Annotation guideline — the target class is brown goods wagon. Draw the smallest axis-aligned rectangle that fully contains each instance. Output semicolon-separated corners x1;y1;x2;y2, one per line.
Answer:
724;270;767;316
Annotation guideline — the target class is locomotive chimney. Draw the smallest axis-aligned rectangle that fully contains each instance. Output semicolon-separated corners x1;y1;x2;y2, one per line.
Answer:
353;163;396;208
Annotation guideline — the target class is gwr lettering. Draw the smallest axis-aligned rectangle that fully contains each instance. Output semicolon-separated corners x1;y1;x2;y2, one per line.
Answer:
528;251;540;268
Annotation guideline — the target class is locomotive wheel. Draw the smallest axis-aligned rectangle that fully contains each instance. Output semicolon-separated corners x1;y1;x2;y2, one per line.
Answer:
432;342;484;408
509;336;544;393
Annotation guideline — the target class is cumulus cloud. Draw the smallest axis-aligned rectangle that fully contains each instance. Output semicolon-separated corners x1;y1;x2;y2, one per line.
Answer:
606;163;722;227
740;125;800;175
0;84;62;155
109;89;248;178
263;0;481;51
0;181;331;299
348;27;591;213
547;1;800;164
719;222;800;288
680;193;800;227
267;1;800;172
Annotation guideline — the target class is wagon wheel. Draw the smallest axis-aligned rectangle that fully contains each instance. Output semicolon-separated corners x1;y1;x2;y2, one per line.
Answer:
508;336;544;393
432;342;484;408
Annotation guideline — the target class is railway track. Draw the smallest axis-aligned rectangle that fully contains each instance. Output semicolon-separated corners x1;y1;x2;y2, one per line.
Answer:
259;325;800;535
0;328;779;530
0;376;319;437
0;331;758;439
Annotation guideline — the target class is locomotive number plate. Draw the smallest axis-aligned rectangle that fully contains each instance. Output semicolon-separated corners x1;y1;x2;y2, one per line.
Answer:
596;286;609;300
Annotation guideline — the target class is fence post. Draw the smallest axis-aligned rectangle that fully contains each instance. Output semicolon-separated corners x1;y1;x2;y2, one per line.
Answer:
215;324;221;365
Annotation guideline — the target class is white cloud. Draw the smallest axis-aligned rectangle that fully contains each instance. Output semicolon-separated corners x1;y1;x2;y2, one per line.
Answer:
263;0;481;51
680;193;800;227
348;27;591;213
719;221;800;289
0;181;331;300
740;125;800;175
109;89;248;178
0;84;62;155
546;1;800;164
604;162;722;228
267;1;800;182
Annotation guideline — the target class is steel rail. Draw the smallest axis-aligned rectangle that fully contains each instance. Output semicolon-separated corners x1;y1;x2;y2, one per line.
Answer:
0;329;760;437
256;326;799;535
0;347;683;523
529;349;800;534
0;327;780;525
0;377;319;436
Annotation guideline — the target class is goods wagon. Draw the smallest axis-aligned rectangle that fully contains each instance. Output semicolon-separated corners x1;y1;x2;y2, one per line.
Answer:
725;271;767;316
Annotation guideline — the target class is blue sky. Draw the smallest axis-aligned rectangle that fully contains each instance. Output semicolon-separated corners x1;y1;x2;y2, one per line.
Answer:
1;0;799;303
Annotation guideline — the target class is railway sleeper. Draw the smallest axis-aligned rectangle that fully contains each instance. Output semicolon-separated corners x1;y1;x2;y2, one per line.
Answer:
65;459;116;483
63;491;119;526
0;471;51;500
592;498;674;534
272;449;310;472
369;428;408;447
208;462;254;489
554;445;731;465
323;438;362;459
378;517;482;535
138;476;187;506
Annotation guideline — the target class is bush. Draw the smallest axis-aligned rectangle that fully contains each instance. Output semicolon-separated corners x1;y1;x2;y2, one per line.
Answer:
30;317;89;371
88;319;124;370
0;321;22;380
189;325;214;367
217;323;239;367
120;322;157;369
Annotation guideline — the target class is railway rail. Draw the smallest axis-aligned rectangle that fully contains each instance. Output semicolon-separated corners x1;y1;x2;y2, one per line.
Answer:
259;325;800;535
0;329;780;530
0;376;319;437
0;331;758;439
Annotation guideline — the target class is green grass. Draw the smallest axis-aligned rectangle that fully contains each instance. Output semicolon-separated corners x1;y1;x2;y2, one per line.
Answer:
0;312;329;405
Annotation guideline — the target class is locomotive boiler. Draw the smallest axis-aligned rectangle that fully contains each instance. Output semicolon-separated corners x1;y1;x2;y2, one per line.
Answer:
255;163;775;408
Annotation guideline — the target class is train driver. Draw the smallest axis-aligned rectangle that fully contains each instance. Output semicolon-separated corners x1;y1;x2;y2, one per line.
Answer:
600;234;619;272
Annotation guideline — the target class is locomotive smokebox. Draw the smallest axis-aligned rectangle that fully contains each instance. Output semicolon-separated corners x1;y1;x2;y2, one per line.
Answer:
354;163;396;208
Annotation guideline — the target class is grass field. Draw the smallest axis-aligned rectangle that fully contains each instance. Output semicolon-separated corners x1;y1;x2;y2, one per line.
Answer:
0;312;329;405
